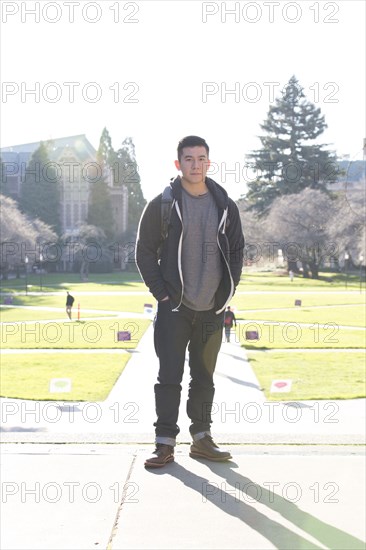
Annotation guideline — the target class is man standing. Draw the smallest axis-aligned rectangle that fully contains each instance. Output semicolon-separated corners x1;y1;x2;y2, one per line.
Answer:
65;291;75;320
136;136;244;468
224;306;237;343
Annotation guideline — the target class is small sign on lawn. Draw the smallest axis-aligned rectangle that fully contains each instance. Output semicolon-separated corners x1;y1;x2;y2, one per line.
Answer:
117;331;131;341
245;330;259;340
143;303;154;316
295;299;302;306
49;378;72;393
270;379;292;393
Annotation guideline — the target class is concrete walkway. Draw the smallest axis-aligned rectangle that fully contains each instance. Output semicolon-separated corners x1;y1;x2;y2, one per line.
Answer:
1;443;365;550
1;325;365;549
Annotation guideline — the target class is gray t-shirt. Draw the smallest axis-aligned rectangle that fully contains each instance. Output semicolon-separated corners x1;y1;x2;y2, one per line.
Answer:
181;188;223;311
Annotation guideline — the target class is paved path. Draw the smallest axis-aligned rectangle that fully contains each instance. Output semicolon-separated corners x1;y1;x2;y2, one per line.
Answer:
1;443;365;550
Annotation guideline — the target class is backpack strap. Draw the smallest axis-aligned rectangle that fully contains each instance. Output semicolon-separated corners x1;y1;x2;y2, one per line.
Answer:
160;185;173;242
158;185;174;259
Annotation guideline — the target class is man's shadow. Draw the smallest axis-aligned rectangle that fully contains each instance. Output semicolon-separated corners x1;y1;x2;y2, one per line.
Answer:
150;459;364;550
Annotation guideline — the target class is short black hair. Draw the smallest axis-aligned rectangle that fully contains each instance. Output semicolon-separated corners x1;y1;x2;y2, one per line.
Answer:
177;136;209;161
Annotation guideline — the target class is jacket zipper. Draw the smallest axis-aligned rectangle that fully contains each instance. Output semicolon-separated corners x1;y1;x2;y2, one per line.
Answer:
172;201;184;311
216;207;234;314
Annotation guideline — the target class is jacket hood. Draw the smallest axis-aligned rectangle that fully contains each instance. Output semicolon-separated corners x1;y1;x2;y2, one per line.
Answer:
169;175;229;210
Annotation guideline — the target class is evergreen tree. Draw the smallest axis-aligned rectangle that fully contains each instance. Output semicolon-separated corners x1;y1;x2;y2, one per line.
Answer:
20;142;61;234
93;129;146;239
96;127;115;167
87;178;114;240
246;76;340;215
114;137;146;233
86;128;115;240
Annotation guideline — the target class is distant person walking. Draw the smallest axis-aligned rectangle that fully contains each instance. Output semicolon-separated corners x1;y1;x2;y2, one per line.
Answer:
66;291;75;320
224;306;237;342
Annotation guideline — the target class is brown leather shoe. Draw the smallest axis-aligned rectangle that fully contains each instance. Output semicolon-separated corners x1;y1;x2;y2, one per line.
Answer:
190;435;232;461
144;444;174;468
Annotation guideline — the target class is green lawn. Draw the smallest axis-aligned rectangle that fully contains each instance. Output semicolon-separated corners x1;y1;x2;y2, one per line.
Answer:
0;307;116;322
233;292;366;311
237;271;364;290
1;293;153;316
238;304;366;329
0;353;131;401
0;272;145;293
234;274;365;400
5;293;363;324
236;322;365;350
1;270;365;402
247;351;366;401
1;318;151;349
0;274;154;400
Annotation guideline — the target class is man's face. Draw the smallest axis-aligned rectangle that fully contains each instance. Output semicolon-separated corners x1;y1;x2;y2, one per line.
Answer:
175;146;210;185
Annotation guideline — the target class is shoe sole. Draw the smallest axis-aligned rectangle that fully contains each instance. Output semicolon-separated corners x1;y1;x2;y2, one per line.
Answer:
144;456;174;468
189;451;232;462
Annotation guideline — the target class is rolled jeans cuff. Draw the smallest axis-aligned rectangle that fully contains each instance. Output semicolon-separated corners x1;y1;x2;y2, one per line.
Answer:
156;436;176;447
192;431;211;442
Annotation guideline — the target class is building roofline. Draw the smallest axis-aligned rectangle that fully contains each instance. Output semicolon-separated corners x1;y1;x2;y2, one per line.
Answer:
0;134;96;155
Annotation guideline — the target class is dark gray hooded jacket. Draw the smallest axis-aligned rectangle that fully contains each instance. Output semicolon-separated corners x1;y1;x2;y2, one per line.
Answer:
135;176;244;314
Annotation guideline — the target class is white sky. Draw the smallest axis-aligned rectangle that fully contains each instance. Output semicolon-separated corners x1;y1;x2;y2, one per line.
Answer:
1;0;365;201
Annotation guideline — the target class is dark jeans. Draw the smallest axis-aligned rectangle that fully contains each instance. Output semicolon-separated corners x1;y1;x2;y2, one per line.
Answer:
153;302;224;439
